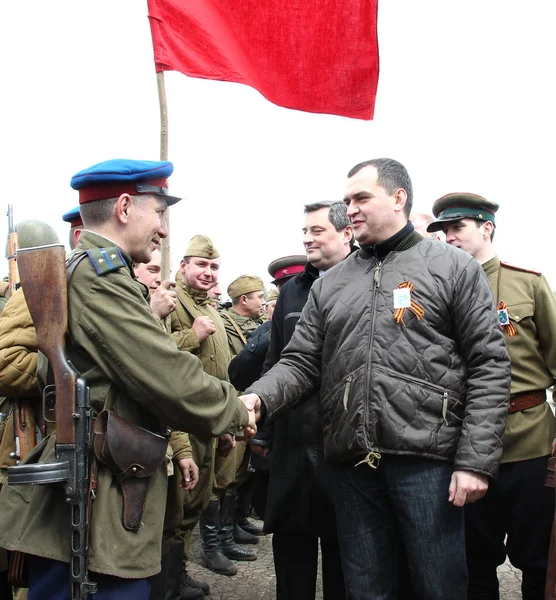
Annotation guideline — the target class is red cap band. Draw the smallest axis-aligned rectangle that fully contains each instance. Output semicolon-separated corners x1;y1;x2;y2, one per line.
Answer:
272;265;305;280
79;177;169;204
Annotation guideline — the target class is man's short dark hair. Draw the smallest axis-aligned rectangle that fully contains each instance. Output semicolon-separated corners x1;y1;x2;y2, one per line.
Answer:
232;291;257;306
304;201;350;232
347;158;413;217
474;219;496;242
80;194;151;228
80;197;119;228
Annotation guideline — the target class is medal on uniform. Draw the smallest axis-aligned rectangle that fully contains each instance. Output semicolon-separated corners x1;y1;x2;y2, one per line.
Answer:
497;301;517;336
393;281;425;326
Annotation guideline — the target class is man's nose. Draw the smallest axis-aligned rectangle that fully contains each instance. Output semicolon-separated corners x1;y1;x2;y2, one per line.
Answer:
158;220;169;239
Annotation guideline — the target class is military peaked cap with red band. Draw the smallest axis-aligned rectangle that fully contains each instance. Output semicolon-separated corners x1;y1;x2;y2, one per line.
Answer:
70;159;182;206
62;206;83;227
427;192;499;233
268;254;307;284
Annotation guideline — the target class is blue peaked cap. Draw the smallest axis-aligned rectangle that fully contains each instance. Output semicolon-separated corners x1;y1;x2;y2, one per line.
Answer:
62;206;82;225
70;159;181;206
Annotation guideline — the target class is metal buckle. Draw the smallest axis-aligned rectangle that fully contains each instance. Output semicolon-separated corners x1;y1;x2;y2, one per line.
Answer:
135;183;169;196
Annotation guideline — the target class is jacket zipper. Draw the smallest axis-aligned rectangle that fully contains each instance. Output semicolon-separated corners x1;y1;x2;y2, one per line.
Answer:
442;391;449;425
381;367;461;399
364;258;384;451
342;376;352;411
382;367;457;425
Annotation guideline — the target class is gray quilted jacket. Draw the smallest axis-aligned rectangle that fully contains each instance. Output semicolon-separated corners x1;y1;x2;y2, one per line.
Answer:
249;236;511;478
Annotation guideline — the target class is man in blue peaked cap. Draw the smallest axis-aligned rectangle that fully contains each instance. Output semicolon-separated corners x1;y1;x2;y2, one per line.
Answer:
62;205;84;249
0;159;255;600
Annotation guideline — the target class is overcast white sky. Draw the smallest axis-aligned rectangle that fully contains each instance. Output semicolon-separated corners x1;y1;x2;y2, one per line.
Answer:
1;1;555;294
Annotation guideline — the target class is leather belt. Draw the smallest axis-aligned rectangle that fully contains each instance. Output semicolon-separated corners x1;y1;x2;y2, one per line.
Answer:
508;390;546;413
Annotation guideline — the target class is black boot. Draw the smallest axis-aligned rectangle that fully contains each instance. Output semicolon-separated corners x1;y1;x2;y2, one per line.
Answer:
199;499;237;576
233;522;259;545
0;569;12;600
149;541;189;600
149;548;171;600
180;566;210;598
220;491;257;561
236;481;264;536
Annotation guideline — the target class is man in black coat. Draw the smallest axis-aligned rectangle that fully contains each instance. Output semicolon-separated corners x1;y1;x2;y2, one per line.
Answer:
251;201;353;600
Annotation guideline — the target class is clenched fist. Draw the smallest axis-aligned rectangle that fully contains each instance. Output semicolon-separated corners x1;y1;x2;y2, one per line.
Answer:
192;315;216;342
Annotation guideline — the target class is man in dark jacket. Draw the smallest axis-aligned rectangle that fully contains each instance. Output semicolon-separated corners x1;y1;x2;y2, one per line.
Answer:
254;201;352;600
241;158;511;600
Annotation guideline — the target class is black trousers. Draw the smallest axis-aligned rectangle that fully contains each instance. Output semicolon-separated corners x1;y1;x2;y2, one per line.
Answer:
465;455;554;600
272;531;346;600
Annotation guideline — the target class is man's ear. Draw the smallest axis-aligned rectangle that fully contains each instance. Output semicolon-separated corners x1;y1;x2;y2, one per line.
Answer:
483;220;494;238
393;188;408;214
114;194;133;225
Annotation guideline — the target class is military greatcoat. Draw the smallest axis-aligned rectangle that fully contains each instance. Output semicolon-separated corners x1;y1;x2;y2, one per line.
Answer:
0;231;248;579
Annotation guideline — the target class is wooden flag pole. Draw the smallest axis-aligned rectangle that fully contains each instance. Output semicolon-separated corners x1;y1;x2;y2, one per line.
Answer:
156;71;170;282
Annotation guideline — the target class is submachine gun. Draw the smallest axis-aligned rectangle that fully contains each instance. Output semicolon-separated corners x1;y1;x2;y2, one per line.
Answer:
7;244;97;599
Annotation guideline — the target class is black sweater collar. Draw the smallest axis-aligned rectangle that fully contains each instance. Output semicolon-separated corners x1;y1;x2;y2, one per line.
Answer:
359;222;422;260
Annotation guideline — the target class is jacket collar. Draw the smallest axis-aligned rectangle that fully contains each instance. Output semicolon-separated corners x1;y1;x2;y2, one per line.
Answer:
359;222;422;260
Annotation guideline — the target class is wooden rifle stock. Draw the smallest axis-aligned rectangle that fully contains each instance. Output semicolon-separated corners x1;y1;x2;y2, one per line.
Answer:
5;206;37;462
18;244;75;443
6;204;19;297
9;244;97;599
11;400;36;462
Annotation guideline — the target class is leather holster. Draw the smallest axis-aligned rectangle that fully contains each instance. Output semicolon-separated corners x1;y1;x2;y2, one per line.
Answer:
93;410;167;531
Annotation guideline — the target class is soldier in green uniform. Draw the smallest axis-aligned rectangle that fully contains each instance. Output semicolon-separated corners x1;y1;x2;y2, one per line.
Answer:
218;276;266;547
0;214;81;600
0;278;9;314
169;234;243;590
428;192;556;600
0;159;253;600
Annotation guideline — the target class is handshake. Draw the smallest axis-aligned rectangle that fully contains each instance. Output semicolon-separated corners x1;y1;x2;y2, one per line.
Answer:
238;393;262;439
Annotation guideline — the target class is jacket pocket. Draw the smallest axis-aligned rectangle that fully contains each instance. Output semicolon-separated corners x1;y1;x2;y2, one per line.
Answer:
507;302;534;324
342;376;352;412
321;366;367;462
376;367;464;435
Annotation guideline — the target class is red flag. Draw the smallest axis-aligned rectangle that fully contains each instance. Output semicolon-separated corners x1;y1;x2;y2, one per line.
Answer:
147;0;379;120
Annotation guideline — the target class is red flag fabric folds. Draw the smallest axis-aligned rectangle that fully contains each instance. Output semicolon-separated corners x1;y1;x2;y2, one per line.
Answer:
147;0;379;120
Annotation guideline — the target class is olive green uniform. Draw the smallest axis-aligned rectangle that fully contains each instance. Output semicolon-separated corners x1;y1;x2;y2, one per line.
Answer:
170;275;233;557
428;193;556;598
463;256;556;597
0;279;8;314
0;231;249;579
218;308;263;489
483;256;556;461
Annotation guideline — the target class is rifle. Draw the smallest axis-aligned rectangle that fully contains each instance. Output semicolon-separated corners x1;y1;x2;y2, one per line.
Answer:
6;204;18;297
5;206;37;464
8;244;97;599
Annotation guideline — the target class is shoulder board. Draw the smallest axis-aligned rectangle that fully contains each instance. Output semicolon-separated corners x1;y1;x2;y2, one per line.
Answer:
500;261;542;276
85;247;128;276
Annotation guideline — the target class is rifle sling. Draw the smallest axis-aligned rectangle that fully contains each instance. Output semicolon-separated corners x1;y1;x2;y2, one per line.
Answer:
221;312;247;345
